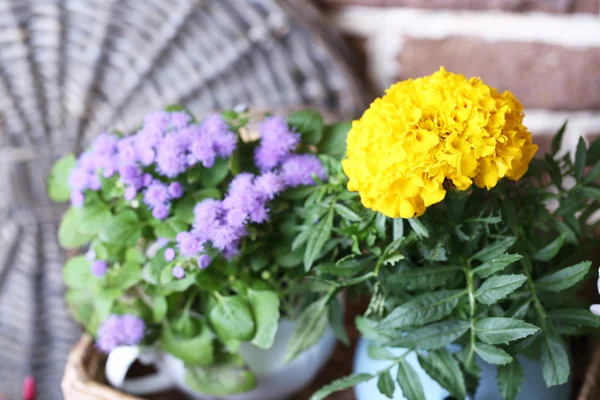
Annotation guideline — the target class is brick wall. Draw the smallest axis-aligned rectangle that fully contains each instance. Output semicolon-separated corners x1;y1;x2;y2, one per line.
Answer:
315;0;600;155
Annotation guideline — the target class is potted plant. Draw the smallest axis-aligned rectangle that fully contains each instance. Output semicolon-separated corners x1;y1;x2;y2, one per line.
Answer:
295;68;600;400
48;107;353;400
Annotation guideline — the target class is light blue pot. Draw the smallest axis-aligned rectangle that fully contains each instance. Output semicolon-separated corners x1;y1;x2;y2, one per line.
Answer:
353;338;572;400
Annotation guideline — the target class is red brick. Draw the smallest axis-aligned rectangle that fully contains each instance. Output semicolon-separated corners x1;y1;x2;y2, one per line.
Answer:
398;37;600;110
316;0;599;13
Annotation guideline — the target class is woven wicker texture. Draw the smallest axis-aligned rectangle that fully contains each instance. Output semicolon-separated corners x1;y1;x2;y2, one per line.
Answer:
0;1;366;399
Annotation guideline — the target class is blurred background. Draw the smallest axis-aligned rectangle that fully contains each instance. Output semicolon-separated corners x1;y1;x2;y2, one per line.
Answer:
0;0;598;399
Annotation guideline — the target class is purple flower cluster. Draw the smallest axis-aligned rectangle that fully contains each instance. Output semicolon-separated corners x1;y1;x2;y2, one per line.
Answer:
67;111;237;218
97;314;145;353
176;115;326;264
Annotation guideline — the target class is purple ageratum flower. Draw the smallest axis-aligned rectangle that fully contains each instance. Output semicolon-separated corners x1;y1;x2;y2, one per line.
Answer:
254;172;285;200
172;265;185;279
142;173;153;187
97;314;145;353
193;199;224;229
168;182;183;199
85;249;96;261
88;175;102;191
91;133;118;156
255;116;300;171
164;248;176;262
188;128;216;168
124;186;137;201
91;260;108;277
143;110;171;133
144;181;169;208
176;231;204;257
210;223;246;251
280;154;326;187
152;203;170;220
155;134;188;177
170;111;192;129
117;136;138;164
71;191;85;207
119;164;140;185
68;168;90;191
197;254;212;269
139;147;156;166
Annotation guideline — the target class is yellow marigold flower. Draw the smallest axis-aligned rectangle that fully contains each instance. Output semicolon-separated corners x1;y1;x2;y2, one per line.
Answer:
342;67;538;219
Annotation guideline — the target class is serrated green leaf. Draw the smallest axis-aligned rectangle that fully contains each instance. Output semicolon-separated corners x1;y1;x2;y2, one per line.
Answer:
367;345;396;360
541;335;570;386
418;349;466;399
63;256;94;289
287;110;324;145
532;234;566;262
47;154;76;202
551;121;567;155
547;309;600;328
474;343;513;365
388;266;462;290
393;218;404;240
334;203;361;222
382;237;405;257
285;296;329;362
475;318;539;344
473;254;523;278
108;261;142;290
536;261;591;292
185;362;256;395
471;237;516;262
408;218;429;238
174;188;221;223
74;202;112;236
396;360;425;400
475;274;527;305
318;122;351;159
575;136;587;181
58;208;94;249
378;371;395;398
153;217;189;240
497;361;524;400
375;213;387;239
387;321;469;350
99;210;140;246
310;373;373;400
248;290;280;349
209;296;255;341
304;209;333;272
379;290;463;330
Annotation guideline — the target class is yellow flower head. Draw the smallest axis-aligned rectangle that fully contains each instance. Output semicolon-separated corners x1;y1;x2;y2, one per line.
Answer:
342;67;538;219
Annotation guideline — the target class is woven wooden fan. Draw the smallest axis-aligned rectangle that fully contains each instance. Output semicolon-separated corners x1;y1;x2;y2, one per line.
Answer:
0;1;366;399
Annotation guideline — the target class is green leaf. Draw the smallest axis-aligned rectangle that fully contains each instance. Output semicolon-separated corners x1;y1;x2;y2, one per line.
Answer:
583;162;600;184
379;290;463;329
471;237;516;262
94;288;122;321
375;213;387;239
547;309;600;328
58;208;94;249
47;154;76;202
473;254;523;278
287;110;324;145
541;335;570;386
575;136;587;181
334;203;361;222
108;261;142;290
185;363;256;395
475;318;539;344
377;371;395;398
310;373;373;400
388;266;461;290
418;349;466;399
99;210;140;246
247;290;280;349
497;361;524;400
551;121;567;155
174;188;221;223
203;158;230;187
475;274;527;305
583;186;600;201
304;209;334;272
382;237;405;257
74;202;112;236
319;122;351;159
63;256;94;289
474;343;513;365
66;288;99;334
321;255;374;277
587;137;600;165
285;296;329;362
329;299;349;345
152;296;168;322
367;345;396;361
162;319;214;366
209;295;255;341
536;261;591;292
153;217;189;240
408;218;429;238
532;234;566;262
125;247;146;264
387;321;469;350
392;218;404;240
396;360;426;400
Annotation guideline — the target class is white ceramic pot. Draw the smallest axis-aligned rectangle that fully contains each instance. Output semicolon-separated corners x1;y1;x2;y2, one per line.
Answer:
353;338;572;400
106;319;337;400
